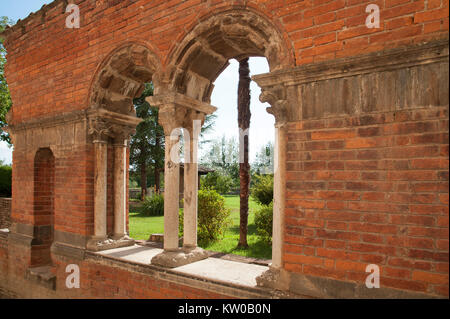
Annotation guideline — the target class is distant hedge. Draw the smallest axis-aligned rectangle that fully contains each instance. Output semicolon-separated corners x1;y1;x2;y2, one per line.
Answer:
0;165;12;197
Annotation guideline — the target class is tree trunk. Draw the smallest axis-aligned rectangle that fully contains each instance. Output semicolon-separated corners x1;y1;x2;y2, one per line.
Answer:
237;58;251;249
154;167;160;194
140;164;147;201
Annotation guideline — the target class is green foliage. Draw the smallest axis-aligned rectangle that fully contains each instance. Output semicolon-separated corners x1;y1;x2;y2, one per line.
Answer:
254;203;273;242
142;193;164;216
129;179;139;189
130;83;165;182
201;171;233;195
180;188;232;244
0;164;12;197
251;174;274;206
1;17;14;144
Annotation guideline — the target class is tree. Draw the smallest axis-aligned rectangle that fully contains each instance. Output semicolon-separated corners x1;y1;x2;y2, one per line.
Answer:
0;17;14;145
201;135;239;182
237;58;251;248
130;83;165;200
201;171;233;195
253;141;274;175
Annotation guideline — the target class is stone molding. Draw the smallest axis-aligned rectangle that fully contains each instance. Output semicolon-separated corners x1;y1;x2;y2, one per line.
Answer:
253;39;449;122
288;272;443;299
5;110;88;133
253;39;449;87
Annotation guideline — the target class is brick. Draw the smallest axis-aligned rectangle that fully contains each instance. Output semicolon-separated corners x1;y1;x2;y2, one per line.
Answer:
412;271;449;284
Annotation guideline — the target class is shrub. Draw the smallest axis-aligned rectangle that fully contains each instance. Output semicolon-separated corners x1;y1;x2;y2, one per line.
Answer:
180;187;231;244
255;203;273;242
0;165;12;197
201;171;233;195
142;193;164;216
251;174;274;206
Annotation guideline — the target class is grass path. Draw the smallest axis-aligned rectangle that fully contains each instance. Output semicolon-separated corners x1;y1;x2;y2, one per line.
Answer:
129;195;272;260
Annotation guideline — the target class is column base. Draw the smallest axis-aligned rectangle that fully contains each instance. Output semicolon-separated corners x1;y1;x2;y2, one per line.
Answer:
87;236;135;252
151;247;208;268
256;266;290;291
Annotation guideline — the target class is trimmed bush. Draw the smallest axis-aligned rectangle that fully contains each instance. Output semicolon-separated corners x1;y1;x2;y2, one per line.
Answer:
180;187;231;244
201;171;233;195
255;203;273;242
142;193;164;216
251;174;274;206
0;165;12;197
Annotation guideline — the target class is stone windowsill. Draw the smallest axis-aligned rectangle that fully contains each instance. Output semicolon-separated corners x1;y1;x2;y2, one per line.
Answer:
88;244;286;299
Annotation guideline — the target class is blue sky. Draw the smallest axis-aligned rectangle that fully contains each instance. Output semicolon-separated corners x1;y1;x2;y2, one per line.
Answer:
0;1;274;164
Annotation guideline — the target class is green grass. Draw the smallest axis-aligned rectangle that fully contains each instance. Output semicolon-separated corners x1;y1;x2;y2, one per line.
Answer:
129;195;272;260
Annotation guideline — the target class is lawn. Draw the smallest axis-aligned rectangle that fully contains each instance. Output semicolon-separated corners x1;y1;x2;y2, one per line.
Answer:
129;195;272;260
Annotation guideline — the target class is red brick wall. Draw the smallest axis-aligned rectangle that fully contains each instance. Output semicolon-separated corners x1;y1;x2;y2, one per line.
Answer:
12;145;95;237
3;0;448;124
285;107;449;296
57;259;232;299
0;198;11;229
0;239;235;299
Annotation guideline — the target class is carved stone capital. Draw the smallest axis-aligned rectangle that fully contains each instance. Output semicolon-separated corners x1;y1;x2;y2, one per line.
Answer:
183;109;207;135
147;92;217;136
87;108;142;143
110;123;136;146
158;104;188;136
259;84;289;126
88;117;114;143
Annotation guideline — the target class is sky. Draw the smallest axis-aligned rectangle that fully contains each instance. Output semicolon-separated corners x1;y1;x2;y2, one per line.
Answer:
0;0;274;165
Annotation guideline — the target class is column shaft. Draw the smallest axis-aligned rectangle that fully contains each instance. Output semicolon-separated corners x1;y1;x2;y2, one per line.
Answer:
164;134;181;251
183;131;199;248
94;141;108;239
272;125;287;268
114;143;127;238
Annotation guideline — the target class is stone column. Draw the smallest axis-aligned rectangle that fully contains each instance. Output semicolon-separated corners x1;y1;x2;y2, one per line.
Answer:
183;112;205;250
113;140;127;239
87;111;142;251
87;117;112;251
112;132;134;245
163;129;182;251
253;84;290;290
146;93;216;268
272;123;287;269
94;140;108;241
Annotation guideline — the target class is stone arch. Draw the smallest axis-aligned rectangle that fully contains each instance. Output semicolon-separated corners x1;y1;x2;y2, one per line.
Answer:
165;8;295;103
31;148;55;267
88;41;162;116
